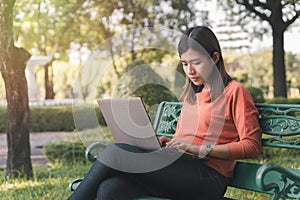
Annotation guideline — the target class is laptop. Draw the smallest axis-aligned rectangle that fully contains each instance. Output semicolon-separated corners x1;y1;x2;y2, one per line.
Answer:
97;97;162;151
97;97;208;162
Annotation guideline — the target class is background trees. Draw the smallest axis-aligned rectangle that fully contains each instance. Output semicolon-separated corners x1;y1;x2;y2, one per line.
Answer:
221;0;300;97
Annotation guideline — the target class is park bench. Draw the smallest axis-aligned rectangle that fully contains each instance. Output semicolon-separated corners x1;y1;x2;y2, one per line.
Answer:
69;102;300;200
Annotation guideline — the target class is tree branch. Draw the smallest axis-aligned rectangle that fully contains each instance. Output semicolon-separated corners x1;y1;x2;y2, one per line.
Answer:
234;0;270;22
285;10;300;28
252;0;271;10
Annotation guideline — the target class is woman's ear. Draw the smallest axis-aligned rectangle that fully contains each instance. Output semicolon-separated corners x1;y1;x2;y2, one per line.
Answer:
212;52;220;64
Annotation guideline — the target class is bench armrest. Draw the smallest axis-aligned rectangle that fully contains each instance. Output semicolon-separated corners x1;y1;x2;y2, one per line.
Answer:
85;142;107;162
256;163;300;199
69;178;83;191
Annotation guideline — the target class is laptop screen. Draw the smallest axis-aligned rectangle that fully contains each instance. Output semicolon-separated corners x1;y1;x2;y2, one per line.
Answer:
97;98;162;151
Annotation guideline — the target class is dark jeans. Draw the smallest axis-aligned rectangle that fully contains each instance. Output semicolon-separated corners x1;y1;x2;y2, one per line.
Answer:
68;143;228;200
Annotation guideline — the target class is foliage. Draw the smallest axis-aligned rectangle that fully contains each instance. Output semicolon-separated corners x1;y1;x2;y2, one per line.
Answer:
220;1;300;40
113;60;179;110
0;105;106;132
12;0;211;101
247;86;265;103
44;141;87;164
220;0;300;97
287;98;300;104
43;128;113;164
286;52;300;88
265;97;300;104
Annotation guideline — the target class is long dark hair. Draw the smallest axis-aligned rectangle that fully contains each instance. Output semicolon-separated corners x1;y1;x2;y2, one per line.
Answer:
178;26;232;103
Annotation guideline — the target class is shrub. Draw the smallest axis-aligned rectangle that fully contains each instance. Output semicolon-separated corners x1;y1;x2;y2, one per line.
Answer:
0;105;106;132
287;98;300;104
0;107;7;132
44;127;112;164
265;97;288;104
247;86;265;103
44;140;87;164
30;106;75;132
265;97;300;104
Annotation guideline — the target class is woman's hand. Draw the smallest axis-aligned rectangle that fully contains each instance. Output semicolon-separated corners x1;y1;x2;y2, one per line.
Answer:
164;138;230;159
165;138;189;150
165;138;199;154
165;139;212;157
158;136;171;147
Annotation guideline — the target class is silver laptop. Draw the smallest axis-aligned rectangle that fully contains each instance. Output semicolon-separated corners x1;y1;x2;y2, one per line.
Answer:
97;97;162;151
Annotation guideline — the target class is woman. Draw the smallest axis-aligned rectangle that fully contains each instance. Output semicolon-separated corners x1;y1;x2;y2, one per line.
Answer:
68;26;262;200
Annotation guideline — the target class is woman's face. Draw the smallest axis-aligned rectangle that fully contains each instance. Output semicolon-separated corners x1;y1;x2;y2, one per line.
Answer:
180;48;214;86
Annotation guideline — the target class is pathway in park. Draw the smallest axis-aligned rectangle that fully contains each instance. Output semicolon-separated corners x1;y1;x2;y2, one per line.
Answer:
0;132;74;169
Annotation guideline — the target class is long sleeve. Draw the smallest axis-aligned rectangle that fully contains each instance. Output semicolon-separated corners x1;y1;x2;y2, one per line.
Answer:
227;85;262;159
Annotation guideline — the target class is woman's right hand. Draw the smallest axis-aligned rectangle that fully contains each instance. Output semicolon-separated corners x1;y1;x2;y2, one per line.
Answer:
158;136;171;147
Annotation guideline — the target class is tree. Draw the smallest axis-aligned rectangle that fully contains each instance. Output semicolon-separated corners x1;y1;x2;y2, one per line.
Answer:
14;0;90;99
222;0;300;97
0;0;33;178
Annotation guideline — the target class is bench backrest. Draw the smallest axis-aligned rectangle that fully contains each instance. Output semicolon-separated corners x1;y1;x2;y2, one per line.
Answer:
152;101;300;197
153;102;300;150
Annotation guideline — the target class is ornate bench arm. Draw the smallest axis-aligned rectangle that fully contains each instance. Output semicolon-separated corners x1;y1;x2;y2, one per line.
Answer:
85;142;108;162
68;178;83;191
256;163;300;199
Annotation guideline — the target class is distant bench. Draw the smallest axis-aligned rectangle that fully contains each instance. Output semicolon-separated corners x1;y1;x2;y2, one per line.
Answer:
69;102;300;200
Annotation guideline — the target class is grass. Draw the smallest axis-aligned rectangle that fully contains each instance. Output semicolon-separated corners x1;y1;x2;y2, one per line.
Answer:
0;132;299;199
0;162;92;200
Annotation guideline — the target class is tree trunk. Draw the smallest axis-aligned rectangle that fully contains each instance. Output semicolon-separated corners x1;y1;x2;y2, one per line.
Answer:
2;48;33;178
270;0;287;98
0;0;33;178
44;62;55;99
272;26;287;97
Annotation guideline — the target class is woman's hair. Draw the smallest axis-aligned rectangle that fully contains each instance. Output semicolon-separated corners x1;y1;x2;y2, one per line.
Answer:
178;26;232;103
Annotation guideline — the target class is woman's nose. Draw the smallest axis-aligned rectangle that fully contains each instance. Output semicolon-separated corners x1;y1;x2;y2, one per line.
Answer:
186;64;195;74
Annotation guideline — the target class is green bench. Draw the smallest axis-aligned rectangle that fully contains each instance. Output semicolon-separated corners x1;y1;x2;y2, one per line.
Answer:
70;102;300;200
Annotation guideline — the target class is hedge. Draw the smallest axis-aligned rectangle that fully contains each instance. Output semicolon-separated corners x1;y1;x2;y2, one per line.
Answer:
247;86;265;103
0;96;299;132
265;97;300;104
0;105;106;132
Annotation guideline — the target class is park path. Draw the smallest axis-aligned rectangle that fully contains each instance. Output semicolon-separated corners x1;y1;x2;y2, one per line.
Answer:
0;132;74;169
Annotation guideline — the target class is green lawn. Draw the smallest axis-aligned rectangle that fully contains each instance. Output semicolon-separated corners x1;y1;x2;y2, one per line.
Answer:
0;162;91;200
0;142;299;199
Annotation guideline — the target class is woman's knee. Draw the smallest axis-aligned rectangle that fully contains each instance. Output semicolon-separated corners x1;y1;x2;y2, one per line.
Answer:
97;178;115;199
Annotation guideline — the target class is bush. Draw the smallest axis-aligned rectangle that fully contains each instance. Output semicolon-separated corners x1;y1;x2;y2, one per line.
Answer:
30;106;75;132
265;97;288;104
0;107;7;132
44;127;112;164
247;86;265;103
44;140;87;164
265;97;300;104
0;105;106;132
287;98;300;104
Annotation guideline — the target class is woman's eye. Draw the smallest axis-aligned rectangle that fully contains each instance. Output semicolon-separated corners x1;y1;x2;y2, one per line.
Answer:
181;62;188;66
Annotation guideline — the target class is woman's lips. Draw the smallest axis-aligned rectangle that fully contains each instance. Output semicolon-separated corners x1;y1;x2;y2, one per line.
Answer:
189;77;198;81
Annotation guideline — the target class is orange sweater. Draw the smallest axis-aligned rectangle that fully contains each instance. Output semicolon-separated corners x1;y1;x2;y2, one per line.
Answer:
173;80;262;178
